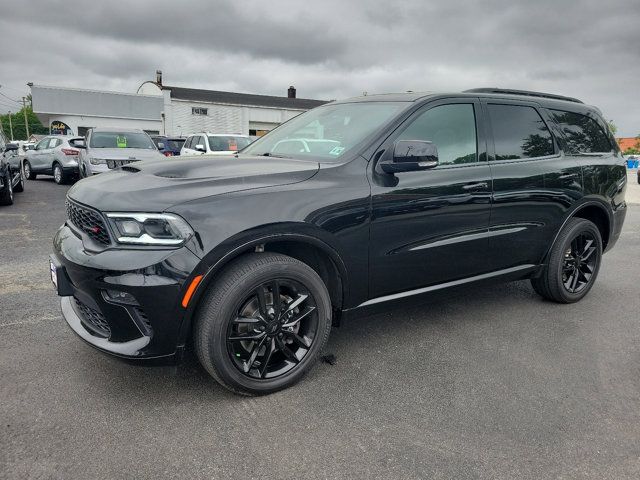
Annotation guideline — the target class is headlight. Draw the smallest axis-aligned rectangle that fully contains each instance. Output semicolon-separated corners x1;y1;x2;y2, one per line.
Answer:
105;212;194;246
90;157;107;165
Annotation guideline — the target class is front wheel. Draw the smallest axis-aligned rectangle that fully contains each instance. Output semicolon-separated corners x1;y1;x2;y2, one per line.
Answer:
24;160;36;180
194;253;332;395
531;218;602;303
13;167;24;193
0;171;14;205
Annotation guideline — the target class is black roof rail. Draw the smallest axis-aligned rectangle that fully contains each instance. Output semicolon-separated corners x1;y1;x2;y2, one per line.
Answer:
464;88;584;104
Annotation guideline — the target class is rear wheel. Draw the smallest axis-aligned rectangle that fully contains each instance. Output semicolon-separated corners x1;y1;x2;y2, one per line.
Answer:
53;163;68;185
24;160;36;180
194;253;332;395
531;218;602;303
0;171;14;205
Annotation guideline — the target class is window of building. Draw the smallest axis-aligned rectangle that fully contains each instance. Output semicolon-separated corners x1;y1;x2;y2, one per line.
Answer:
192;107;208;116
549;110;611;153
397;104;477;166
488;104;554;160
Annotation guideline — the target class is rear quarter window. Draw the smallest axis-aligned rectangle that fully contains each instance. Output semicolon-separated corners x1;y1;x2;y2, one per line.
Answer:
549;110;612;153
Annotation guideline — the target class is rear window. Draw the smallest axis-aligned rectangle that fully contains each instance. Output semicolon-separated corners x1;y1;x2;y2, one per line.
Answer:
488;104;554;160
90;132;155;149
549;110;612;153
207;136;251;152
166;139;185;151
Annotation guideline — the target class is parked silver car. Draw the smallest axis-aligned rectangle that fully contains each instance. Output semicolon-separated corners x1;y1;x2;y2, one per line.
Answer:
24;135;83;185
77;128;164;177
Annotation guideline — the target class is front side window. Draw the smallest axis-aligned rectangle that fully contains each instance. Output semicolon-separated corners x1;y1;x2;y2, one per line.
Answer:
550;110;611;153
488;104;554;160
397;104;477;166
242;102;408;161
36;138;50;150
89;132;155;149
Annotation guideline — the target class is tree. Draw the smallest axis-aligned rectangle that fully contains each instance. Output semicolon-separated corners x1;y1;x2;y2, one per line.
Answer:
607;120;617;136
0;102;48;140
623;134;640;155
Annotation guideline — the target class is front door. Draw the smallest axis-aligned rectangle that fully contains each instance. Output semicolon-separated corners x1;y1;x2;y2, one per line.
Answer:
368;99;492;299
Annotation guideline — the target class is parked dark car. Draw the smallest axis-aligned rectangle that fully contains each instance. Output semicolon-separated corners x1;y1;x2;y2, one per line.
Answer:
51;89;627;395
1;140;25;206
150;135;186;157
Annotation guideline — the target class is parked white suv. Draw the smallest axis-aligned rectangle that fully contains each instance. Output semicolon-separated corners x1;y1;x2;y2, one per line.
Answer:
180;133;252;156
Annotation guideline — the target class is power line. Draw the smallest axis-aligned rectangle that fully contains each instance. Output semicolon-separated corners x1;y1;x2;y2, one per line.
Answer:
0;91;21;104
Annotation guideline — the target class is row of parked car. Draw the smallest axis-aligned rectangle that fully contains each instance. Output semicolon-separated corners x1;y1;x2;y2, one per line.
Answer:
0;129;258;199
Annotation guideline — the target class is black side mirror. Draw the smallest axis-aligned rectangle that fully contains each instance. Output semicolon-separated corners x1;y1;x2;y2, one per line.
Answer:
70;139;86;149
380;140;439;174
4;143;18;152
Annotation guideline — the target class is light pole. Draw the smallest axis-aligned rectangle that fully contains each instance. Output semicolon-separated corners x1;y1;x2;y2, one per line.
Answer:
8;111;14;140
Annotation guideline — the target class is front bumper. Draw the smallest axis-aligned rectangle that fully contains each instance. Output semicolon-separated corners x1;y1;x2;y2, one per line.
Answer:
53;224;201;359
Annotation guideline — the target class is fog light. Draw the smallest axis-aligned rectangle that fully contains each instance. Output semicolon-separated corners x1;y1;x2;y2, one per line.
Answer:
102;289;139;305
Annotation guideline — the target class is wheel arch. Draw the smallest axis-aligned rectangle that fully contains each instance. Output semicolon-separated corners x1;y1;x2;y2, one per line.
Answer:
176;230;349;347
541;200;612;265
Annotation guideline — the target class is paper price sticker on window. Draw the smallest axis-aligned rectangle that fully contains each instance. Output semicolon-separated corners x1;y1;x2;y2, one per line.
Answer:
228;142;238;151
116;136;127;148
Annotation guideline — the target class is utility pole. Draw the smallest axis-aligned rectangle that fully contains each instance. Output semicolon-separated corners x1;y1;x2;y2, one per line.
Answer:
8;112;14;140
22;97;29;139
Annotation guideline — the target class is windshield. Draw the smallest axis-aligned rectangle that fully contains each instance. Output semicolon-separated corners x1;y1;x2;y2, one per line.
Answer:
90;132;155;149
242;102;407;161
208;136;252;152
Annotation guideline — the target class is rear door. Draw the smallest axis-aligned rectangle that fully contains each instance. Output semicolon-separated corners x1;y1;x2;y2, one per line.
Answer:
484;100;583;270
368;98;492;298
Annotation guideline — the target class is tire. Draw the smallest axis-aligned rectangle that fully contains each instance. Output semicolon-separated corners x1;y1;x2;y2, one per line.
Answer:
53;163;68;185
24;160;36;180
531;218;602;303
13;166;24;193
0;171;14;205
194;252;332;395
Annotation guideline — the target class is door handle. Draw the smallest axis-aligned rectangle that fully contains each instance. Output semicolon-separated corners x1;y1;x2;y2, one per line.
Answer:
462;181;488;191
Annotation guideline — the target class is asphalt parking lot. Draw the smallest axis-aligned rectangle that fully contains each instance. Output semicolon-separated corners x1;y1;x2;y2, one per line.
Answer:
2;176;640;479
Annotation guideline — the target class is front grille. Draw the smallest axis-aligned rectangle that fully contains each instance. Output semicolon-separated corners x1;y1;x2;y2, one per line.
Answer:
66;200;111;246
74;297;111;338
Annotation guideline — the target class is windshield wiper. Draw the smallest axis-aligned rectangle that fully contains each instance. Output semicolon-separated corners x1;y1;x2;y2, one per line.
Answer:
259;152;290;158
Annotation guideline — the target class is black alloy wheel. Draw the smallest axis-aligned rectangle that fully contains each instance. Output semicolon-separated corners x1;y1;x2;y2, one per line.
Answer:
194;253;332;395
561;232;598;294
531;217;602;303
227;279;318;379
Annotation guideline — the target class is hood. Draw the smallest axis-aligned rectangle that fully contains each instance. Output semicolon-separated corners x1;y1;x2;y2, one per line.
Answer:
67;155;320;212
88;148;163;161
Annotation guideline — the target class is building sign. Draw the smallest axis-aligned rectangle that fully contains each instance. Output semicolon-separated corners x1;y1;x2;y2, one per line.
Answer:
50;121;73;135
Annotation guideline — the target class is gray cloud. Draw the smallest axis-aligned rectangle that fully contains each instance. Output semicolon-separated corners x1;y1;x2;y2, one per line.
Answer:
1;0;639;135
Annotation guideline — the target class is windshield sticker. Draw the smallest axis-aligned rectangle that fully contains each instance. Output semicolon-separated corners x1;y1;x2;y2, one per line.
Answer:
329;146;345;156
116;136;127;148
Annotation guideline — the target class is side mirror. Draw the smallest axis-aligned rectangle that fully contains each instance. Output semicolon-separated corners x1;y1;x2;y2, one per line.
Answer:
380;140;439;174
70;139;86;148
157;142;165;150
195;144;206;153
4;143;18;152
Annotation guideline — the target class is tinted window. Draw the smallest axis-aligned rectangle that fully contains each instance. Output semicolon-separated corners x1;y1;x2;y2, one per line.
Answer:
397;104;477;165
166;139;185;151
550;110;611;153
488;104;554;160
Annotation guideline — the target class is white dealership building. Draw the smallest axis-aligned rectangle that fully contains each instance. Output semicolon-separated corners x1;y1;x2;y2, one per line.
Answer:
30;71;326;137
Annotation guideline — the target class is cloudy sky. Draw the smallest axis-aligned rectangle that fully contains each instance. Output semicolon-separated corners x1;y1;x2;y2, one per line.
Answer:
1;0;638;135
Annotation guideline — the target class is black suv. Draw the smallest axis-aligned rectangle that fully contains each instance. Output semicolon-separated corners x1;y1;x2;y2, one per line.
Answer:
1;135;25;206
51;89;627;395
